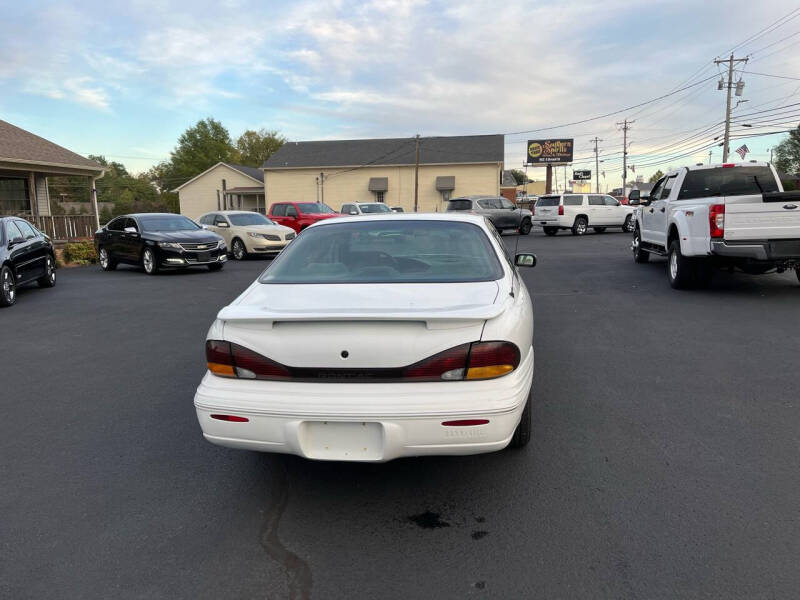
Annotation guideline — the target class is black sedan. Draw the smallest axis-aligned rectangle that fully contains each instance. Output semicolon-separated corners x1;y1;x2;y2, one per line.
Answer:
1;216;56;307
94;213;227;275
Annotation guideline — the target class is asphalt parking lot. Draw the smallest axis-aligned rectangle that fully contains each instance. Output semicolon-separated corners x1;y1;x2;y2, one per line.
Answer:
2;229;799;599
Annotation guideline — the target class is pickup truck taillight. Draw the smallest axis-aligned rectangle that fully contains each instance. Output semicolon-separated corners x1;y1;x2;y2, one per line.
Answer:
558;205;564;216
709;204;725;238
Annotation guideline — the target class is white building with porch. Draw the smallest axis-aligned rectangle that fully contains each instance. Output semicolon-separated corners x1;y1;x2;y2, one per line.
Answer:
174;162;266;220
0;120;105;239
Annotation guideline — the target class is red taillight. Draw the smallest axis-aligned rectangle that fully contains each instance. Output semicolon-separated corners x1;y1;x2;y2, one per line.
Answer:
466;341;520;380
531;207;535;215
722;163;735;168
206;340;291;380
558;205;564;216
402;344;470;381
709;204;725;238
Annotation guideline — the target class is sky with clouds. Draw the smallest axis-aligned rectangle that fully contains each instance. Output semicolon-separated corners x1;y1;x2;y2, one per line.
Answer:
1;0;799;188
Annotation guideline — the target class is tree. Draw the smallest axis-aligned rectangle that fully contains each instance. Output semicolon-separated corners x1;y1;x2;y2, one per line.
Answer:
236;128;286;167
648;170;664;183
509;169;529;185
167;118;239;185
774;125;800;175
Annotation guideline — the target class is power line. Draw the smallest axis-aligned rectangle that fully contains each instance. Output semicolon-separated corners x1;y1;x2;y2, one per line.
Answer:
742;71;800;81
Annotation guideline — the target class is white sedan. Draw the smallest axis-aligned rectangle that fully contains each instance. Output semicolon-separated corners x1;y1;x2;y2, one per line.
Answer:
193;213;536;462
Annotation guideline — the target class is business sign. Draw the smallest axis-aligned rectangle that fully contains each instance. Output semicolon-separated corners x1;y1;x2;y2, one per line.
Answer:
526;139;574;165
573;169;591;180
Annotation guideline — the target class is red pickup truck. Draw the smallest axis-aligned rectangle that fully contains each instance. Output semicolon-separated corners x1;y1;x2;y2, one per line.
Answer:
268;202;342;232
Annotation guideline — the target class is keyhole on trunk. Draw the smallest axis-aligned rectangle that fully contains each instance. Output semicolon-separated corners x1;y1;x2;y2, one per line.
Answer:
341;350;349;359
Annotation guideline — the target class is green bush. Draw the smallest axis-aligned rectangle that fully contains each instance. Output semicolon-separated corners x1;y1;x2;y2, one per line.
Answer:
63;241;98;265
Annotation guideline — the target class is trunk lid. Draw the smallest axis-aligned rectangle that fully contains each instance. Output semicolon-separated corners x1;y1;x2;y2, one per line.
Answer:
218;281;501;368
724;192;800;241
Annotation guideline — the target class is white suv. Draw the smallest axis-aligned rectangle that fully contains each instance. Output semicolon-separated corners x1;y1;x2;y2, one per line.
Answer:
340;202;392;215
534;193;635;236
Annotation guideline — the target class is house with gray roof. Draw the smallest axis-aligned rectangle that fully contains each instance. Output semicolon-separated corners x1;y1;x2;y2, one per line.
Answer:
262;134;505;212
174;161;266;220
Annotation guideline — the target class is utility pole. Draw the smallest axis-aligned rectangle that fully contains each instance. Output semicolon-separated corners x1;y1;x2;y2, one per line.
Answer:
616;119;633;198
708;150;713;165
319;171;325;205
591;137;603;193
715;54;748;162
413;134;420;212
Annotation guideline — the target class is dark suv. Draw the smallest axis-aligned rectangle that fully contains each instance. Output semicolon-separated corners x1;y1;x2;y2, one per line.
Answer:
1;216;56;307
446;195;532;234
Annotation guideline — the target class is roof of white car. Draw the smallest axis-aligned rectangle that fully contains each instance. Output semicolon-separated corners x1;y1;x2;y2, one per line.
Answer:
683;161;769;171
308;212;487;228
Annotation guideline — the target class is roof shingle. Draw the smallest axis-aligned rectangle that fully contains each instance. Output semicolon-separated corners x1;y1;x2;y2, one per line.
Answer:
263;134;503;169
0;120;103;171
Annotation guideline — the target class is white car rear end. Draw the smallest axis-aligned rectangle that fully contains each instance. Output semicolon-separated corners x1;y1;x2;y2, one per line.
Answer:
193;214;535;462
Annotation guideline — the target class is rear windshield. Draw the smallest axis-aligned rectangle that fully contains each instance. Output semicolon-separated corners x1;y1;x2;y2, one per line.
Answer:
229;213;274;226
447;199;473;211
678;166;780;200
260;220;504;284
535;196;560;207
297;203;336;214
138;215;199;232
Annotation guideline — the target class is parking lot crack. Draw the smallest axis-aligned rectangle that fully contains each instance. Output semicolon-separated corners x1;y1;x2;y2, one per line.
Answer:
259;462;313;600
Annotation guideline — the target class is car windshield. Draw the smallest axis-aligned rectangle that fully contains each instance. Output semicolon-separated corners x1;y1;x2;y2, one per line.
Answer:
359;204;392;213
259;220;504;284
228;213;274;226
536;196;560;207
138;215;200;232
298;203;336;214
678;166;780;200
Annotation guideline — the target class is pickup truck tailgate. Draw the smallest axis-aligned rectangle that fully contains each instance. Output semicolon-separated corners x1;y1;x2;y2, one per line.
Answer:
724;193;800;241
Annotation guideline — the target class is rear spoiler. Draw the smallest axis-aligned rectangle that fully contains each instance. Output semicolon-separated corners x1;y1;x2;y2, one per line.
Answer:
763;191;800;203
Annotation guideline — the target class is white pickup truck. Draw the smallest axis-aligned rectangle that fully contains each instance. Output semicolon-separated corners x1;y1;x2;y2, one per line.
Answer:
630;162;800;288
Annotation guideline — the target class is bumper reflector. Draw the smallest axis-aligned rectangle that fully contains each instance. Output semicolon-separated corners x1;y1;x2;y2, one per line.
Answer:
211;414;249;422
442;419;490;426
466;365;514;379
207;362;235;377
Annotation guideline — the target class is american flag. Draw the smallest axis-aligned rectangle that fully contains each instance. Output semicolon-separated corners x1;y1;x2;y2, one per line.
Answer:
735;144;750;159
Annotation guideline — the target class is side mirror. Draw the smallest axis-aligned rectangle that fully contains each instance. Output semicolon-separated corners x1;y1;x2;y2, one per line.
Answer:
8;237;24;248
123;226;138;234
628;190;640;205
515;253;537;268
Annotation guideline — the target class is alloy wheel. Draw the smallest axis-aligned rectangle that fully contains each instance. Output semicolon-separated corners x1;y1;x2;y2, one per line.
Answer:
100;248;108;269
2;269;14;303
233;240;245;260
47;257;55;284
143;249;154;273
669;249;678;280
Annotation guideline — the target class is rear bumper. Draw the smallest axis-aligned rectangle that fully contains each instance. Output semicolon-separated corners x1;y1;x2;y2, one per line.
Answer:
193;347;534;462
711;239;800;262
536;216;568;227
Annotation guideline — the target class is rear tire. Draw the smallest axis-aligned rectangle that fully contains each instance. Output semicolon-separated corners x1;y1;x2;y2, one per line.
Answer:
571;216;588;236
142;247;159;275
632;227;649;263
519;219;532;235
0;265;16;307
508;392;531;449
593;227;606;233
668;240;695;289
99;247;117;271
543;226;558;236
37;255;56;288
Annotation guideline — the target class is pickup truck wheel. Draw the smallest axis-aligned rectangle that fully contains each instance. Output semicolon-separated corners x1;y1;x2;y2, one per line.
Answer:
632;228;649;263
623;215;634;232
571;216;588;236
508;391;531;449
519;219;532;235
543;227;558;236
668;240;695;289
593;227;606;233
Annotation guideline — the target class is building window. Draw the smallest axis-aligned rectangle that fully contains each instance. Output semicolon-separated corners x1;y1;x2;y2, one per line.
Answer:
441;190;452;203
375;191;385;203
0;177;30;215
